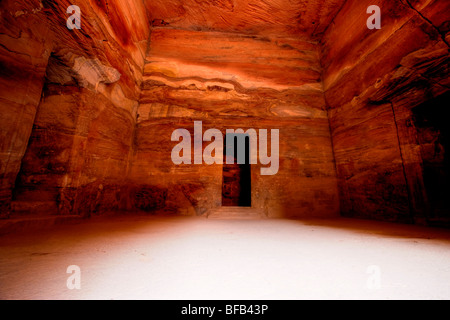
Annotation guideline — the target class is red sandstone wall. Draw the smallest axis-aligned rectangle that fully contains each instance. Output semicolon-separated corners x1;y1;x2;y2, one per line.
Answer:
1;0;150;217
130;29;340;218
3;0;447;221
321;0;449;223
0;0;53;217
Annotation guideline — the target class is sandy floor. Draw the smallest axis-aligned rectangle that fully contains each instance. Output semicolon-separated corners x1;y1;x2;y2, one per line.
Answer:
1;214;450;300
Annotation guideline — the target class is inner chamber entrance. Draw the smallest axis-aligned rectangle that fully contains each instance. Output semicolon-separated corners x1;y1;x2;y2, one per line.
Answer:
222;134;252;207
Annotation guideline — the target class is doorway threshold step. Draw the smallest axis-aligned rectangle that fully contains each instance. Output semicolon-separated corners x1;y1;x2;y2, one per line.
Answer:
207;207;266;220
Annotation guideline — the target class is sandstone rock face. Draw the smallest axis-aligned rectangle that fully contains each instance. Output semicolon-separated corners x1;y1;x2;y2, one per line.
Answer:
0;0;52;218
0;0;448;224
321;0;449;224
1;0;149;217
130;29;340;218
144;0;345;38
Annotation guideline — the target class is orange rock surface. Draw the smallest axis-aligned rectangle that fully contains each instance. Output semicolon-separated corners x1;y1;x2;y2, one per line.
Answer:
0;0;448;225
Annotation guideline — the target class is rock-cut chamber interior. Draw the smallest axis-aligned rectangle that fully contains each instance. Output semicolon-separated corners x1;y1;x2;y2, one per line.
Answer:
0;0;449;226
1;0;450;302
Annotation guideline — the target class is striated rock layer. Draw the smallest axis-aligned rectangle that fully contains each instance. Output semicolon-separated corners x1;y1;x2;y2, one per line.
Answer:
144;0;346;39
131;29;339;218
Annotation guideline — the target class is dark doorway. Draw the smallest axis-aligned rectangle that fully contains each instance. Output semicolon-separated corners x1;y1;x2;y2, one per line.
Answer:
222;134;251;207
412;91;450;224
